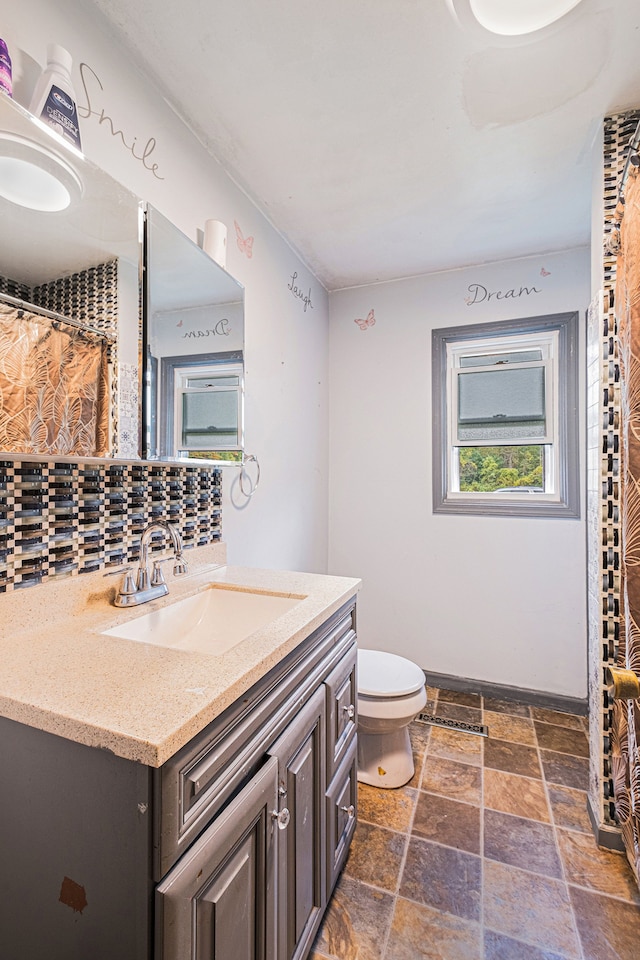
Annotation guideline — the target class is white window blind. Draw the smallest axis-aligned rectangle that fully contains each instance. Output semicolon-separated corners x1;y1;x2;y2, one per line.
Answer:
431;312;579;518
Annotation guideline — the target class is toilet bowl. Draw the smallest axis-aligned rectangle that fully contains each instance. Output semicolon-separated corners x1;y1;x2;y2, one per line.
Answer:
357;648;427;789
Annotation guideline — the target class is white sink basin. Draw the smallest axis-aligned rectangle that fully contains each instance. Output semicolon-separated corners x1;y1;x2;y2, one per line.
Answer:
102;585;306;655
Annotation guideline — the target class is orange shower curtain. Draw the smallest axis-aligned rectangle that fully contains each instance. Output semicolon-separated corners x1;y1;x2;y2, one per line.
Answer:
612;164;640;885
0;302;110;457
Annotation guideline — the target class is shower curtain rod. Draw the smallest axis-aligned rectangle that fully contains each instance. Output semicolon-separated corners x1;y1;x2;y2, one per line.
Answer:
0;291;117;342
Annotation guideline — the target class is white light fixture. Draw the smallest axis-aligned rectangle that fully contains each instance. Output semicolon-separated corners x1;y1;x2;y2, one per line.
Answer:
447;0;587;40
0;131;82;212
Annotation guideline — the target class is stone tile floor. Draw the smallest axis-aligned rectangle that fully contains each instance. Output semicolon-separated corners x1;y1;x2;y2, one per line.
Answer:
310;687;640;960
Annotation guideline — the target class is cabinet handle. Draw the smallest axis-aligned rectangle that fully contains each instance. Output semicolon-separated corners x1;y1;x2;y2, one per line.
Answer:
343;704;355;719
340;804;355;819
271;807;291;830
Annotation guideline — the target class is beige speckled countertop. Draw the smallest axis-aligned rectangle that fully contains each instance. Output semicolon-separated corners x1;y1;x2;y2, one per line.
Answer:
0;544;360;767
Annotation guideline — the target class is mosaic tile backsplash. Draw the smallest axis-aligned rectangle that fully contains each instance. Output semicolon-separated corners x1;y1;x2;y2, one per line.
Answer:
0;458;222;592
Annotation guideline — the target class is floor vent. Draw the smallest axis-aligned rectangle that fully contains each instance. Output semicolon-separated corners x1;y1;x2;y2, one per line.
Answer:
416;713;489;738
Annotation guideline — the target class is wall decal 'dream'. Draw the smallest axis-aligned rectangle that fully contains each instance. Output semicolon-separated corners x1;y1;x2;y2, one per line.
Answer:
463;265;551;306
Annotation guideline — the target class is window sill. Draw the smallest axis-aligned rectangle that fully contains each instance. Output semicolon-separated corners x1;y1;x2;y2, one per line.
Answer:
433;493;581;519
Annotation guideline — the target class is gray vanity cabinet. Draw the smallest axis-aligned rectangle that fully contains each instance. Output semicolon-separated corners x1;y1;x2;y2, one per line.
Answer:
155;604;357;960
0;599;357;960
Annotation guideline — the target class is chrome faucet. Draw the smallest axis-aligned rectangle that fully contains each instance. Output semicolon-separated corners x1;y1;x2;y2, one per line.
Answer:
114;520;188;607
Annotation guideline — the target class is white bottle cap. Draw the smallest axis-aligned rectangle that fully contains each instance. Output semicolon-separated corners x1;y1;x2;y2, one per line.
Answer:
46;44;73;73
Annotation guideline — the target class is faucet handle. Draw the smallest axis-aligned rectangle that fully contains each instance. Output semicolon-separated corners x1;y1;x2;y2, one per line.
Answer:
119;569;137;596
173;554;188;577
150;554;188;584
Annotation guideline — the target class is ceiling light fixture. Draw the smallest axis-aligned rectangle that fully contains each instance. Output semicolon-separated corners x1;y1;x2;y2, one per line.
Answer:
0;131;82;212
447;0;587;41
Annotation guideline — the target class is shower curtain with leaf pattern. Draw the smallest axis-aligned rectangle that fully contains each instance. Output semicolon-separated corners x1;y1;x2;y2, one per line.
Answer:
0;302;110;457
613;164;640;886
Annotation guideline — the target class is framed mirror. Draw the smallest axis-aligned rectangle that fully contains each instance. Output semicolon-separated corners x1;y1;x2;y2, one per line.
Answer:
0;95;142;459
143;205;245;463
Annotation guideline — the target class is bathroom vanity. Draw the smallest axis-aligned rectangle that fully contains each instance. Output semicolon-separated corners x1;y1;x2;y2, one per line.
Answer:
0;555;360;960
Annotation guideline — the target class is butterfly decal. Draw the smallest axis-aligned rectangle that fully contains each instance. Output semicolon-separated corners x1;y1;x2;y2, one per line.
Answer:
235;220;254;259
540;267;550;277
176;319;183;328
354;309;376;330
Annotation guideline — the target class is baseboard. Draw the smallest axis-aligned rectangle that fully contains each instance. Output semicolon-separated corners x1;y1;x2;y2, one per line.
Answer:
587;794;625;851
422;669;588;717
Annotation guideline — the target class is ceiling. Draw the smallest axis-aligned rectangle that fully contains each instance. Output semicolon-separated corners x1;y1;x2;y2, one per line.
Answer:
88;0;640;291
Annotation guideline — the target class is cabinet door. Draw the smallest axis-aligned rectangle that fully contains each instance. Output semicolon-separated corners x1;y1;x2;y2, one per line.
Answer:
268;686;327;960
326;739;357;898
155;756;278;960
325;643;357;781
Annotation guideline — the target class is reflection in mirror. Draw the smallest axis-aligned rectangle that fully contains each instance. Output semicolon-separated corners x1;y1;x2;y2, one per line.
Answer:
0;95;141;458
143;205;245;462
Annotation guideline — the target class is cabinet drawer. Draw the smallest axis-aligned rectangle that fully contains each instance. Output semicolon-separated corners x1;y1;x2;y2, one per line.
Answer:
325;642;357;781
325;739;357;897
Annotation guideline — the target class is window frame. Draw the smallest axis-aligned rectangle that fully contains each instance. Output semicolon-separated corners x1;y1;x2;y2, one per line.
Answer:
432;312;580;519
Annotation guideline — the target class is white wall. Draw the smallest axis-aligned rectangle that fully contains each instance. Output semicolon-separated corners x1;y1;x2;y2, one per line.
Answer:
329;248;590;698
3;0;329;574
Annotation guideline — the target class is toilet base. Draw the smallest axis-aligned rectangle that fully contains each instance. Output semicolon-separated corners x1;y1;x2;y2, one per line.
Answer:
357;726;414;789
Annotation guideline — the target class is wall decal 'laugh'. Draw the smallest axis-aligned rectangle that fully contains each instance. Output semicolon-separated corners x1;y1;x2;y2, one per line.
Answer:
288;272;314;312
354;309;375;330
234;221;254;258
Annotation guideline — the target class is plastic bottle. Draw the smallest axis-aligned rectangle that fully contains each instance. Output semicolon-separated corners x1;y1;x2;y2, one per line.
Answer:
0;39;11;97
29;44;81;150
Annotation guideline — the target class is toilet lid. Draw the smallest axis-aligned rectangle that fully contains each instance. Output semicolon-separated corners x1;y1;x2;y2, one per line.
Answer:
358;649;425;697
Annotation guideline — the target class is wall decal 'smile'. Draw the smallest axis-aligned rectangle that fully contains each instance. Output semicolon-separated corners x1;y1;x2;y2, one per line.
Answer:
77;63;164;180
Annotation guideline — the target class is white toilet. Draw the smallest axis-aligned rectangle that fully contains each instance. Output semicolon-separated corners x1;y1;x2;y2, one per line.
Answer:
357;648;427;789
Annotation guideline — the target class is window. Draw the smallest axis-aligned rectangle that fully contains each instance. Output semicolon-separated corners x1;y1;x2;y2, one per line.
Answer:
157;351;244;461
175;364;243;453
432;312;579;518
